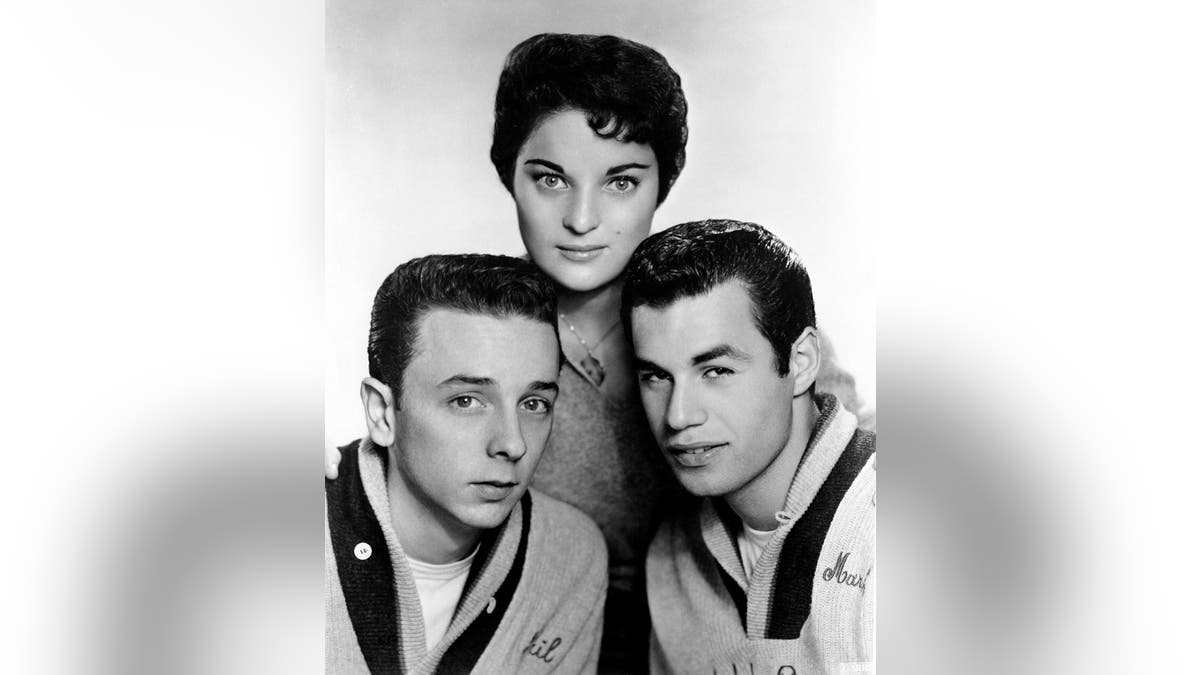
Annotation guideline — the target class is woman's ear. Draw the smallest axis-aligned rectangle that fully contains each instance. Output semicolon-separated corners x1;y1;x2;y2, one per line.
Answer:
360;377;397;447
788;327;822;397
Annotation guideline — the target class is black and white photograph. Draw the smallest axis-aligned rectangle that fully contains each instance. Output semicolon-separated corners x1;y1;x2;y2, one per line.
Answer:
325;1;875;672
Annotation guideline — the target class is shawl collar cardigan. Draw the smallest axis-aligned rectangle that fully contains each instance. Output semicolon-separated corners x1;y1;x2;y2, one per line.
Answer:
647;394;876;674
326;438;607;674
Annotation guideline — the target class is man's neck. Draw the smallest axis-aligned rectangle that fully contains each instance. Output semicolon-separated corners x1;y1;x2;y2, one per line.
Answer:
385;449;481;564
724;395;820;531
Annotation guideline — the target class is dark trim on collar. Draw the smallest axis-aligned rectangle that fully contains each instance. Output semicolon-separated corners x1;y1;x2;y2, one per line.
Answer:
326;439;403;673
803;392;844;460
767;428;875;639
436;491;532;673
713;500;749;630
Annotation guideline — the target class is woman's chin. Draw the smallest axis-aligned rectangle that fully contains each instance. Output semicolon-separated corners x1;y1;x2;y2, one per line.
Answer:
543;264;623;295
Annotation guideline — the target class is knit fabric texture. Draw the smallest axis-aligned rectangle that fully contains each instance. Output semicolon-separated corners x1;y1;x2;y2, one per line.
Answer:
326;438;608;674
533;331;873;672
647;394;876;674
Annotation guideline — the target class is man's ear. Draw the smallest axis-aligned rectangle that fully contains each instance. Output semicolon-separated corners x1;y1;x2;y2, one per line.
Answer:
360;377;397;448
788;327;822;397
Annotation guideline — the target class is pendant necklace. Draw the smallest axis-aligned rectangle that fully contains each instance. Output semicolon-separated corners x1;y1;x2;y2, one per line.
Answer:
559;313;621;387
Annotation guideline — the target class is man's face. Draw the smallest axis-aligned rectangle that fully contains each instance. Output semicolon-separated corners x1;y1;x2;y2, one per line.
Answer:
632;281;797;499
512;108;659;294
391;309;560;536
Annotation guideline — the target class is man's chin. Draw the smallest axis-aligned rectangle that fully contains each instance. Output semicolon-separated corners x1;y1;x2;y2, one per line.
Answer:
454;500;520;532
671;471;731;499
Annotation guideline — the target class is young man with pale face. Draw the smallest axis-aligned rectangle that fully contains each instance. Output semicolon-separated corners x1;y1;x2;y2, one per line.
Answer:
371;308;559;564
326;254;607;674
622;220;876;674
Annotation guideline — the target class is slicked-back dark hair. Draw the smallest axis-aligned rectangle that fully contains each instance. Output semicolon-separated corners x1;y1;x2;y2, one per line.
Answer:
367;253;559;392
621;220;816;376
490;32;689;205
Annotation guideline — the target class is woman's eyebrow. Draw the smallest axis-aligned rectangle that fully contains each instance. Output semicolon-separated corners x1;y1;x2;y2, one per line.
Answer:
606;162;651;176
523;158;564;173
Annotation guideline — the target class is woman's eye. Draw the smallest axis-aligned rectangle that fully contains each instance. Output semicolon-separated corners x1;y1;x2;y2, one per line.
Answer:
536;174;566;190
521;398;552;414
607;176;638;193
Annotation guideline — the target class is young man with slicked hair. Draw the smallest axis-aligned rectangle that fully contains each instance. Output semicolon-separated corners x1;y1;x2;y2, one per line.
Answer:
623;221;876;674
326;254;607;674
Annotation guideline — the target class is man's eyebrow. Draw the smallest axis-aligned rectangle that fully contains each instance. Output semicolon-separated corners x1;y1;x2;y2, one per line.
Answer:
691;344;752;366
438;375;496;388
523;158;565;173
606;162;652;176
529;380;559;394
633;357;665;372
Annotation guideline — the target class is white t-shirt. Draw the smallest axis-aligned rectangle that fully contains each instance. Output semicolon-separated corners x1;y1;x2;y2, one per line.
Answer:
407;547;478;651
736;522;777;581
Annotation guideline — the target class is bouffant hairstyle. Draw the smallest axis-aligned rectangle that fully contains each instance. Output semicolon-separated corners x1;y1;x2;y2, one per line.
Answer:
490;33;689;205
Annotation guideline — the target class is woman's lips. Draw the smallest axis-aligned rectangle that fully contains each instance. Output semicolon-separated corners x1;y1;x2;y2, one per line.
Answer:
557;245;605;262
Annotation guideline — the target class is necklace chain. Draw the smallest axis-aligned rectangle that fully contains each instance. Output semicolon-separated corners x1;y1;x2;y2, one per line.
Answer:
559;313;621;387
559;314;621;350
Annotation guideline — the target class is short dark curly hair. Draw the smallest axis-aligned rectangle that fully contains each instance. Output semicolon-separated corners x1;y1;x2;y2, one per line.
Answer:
367;254;560;393
490;33;689;205
621;220;816;377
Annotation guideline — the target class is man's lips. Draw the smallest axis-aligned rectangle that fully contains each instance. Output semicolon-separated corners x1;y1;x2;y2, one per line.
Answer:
472;480;519;501
666;441;725;454
665;442;726;468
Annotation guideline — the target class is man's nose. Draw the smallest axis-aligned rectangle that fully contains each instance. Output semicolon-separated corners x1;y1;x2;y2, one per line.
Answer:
486;410;528;461
665;382;706;431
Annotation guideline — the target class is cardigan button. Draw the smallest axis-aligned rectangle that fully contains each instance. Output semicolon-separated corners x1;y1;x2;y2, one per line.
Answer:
353;542;372;560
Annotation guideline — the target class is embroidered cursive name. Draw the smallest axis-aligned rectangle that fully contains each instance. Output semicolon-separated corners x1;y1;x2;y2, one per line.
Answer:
522;630;562;663
822;551;870;594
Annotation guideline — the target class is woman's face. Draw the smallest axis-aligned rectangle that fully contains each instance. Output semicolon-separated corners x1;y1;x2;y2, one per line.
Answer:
512;109;659;294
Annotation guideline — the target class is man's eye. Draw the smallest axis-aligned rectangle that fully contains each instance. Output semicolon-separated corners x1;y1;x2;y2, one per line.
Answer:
639;370;670;384
702;367;734;379
451;396;484;409
521;398;552;414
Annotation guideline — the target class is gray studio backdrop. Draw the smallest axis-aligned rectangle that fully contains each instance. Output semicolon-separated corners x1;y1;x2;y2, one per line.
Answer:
326;0;875;445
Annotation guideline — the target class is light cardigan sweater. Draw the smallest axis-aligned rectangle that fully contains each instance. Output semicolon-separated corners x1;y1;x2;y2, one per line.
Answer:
532;331;873;671
326;439;608;674
647;394;876;674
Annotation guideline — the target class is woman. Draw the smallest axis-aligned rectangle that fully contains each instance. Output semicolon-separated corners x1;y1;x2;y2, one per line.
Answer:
330;33;871;673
